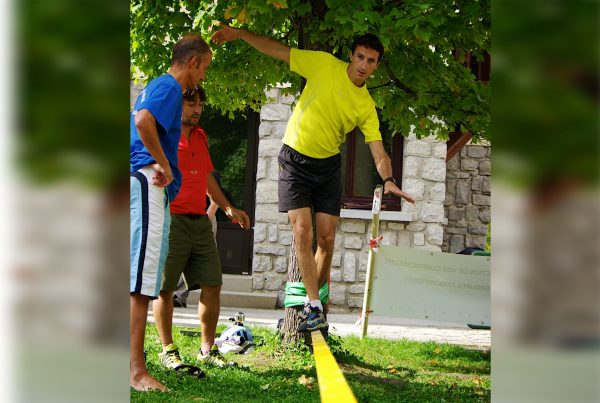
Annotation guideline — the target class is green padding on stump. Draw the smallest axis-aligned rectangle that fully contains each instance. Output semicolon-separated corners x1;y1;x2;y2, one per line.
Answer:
284;282;329;308
472;251;491;256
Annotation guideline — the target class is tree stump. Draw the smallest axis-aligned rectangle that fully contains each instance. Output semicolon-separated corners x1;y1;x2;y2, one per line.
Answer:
282;233;304;345
281;233;328;347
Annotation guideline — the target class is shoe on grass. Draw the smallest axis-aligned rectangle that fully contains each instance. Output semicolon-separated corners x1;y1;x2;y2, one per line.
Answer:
159;344;185;369
159;343;205;378
298;306;328;332
197;345;237;368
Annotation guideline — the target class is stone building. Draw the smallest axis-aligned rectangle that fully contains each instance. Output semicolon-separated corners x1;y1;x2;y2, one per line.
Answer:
443;145;491;253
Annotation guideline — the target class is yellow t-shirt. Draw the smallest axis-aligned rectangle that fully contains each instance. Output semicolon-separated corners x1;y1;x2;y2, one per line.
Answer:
282;48;382;159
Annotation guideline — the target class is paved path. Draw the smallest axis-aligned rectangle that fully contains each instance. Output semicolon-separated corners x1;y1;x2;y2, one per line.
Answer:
148;306;490;350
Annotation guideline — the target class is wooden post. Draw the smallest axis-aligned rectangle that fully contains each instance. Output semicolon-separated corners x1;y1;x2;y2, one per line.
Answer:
360;185;383;338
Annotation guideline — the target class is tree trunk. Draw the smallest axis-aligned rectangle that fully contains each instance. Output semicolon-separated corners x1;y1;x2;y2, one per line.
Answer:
282;233;304;345
281;232;329;346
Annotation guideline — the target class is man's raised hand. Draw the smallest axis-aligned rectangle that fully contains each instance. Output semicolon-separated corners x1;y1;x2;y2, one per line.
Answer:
210;23;238;45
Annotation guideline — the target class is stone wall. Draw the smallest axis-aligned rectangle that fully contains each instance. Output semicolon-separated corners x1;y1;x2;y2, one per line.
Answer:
443;145;491;253
251;87;449;312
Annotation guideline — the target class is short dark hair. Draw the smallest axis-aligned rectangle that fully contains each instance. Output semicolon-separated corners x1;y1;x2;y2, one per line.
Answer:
183;85;207;103
351;34;384;62
171;33;211;66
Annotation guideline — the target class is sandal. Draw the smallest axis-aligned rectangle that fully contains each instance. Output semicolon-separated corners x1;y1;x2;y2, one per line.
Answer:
172;364;205;379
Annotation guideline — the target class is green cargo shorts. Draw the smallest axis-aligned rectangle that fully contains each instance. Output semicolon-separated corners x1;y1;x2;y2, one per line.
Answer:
162;214;222;292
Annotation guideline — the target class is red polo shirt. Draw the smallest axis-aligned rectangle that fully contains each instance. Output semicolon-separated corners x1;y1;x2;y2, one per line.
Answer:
170;126;214;215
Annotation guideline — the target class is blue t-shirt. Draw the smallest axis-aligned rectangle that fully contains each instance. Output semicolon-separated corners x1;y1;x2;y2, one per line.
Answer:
130;74;183;201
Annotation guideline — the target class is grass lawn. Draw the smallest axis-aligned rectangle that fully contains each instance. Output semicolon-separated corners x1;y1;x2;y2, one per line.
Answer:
132;324;490;402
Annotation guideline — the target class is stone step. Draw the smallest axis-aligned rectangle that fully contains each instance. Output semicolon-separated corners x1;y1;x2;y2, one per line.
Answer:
222;274;253;292
187;290;277;310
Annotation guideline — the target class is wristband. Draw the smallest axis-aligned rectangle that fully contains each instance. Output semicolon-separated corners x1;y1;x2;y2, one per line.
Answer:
383;176;396;185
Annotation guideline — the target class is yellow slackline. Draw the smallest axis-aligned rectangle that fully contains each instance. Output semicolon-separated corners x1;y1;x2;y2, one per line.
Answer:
311;331;357;403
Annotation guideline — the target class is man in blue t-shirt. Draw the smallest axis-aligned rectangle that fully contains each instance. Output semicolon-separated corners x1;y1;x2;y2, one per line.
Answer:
130;33;211;392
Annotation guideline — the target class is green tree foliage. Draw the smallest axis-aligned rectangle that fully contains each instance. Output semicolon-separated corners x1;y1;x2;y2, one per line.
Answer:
131;0;490;142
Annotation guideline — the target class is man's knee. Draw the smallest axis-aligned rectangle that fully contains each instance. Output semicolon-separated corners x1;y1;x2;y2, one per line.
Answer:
293;224;313;250
317;232;335;252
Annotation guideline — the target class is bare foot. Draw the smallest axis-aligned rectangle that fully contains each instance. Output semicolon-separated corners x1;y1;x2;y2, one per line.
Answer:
130;372;168;392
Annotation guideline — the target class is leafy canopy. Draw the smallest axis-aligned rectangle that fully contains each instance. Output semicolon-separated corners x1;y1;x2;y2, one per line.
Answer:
131;0;490;141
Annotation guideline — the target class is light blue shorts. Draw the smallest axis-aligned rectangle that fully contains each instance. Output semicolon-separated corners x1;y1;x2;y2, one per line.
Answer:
130;167;171;298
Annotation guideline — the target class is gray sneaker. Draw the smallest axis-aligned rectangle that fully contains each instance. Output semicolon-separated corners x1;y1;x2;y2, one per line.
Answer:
298;303;311;320
298;306;328;332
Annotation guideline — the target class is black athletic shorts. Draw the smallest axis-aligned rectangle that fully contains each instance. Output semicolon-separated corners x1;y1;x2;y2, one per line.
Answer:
277;144;342;216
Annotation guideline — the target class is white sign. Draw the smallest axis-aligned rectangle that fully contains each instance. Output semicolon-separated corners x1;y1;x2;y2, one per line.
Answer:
370;246;490;326
371;187;381;214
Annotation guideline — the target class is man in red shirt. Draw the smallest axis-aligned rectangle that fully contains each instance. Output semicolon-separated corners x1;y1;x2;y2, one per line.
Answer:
153;86;250;372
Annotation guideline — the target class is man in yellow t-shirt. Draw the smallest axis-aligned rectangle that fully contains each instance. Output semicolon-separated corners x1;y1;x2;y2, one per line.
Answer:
212;25;415;332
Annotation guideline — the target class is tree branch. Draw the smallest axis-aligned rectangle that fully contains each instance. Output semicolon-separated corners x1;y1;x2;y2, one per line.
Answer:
382;61;417;98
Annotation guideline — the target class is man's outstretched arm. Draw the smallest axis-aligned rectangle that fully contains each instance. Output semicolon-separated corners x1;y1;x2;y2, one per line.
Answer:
368;140;416;204
211;23;291;64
